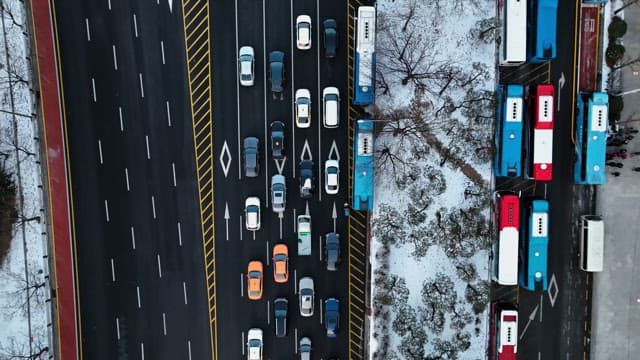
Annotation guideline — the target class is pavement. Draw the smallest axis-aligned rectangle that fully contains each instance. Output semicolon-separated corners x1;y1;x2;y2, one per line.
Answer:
591;2;640;360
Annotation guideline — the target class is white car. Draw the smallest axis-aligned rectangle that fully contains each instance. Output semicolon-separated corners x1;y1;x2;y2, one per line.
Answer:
322;87;340;128
296;15;312;50
324;160;339;195
245;197;261;231
298;277;314;317
246;328;263;360
238;46;255;86
295;89;311;128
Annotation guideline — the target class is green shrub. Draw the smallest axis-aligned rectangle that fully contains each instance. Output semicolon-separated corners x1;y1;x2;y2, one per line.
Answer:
606;44;626;67
608;16;628;39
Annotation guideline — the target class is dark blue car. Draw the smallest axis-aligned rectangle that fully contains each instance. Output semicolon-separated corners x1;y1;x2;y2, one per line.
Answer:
324;298;339;338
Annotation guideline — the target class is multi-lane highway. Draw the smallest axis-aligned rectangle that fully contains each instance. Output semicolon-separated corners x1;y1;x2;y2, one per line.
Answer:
210;0;351;358
53;1;211;358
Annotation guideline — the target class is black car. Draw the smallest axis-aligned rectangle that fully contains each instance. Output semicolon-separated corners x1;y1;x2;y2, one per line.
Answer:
299;160;314;199
270;121;285;159
325;232;340;271
323;19;337;58
274;297;288;338
269;51;285;97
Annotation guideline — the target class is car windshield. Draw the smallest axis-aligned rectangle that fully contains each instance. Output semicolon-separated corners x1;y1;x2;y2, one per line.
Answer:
249;271;260;279
327;166;337;174
246;205;258;213
249;339;261;347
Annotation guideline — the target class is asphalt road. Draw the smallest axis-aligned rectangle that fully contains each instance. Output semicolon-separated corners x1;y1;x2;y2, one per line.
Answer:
210;0;351;358
53;1;211;359
494;1;593;359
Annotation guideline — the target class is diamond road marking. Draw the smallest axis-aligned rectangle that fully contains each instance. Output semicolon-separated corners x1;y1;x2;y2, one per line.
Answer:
275;158;286;174
300;139;312;161
547;273;559;307
328;140;340;161
219;141;231;178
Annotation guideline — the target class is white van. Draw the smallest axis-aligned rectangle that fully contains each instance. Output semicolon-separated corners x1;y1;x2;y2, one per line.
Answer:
323;87;340;128
579;215;604;272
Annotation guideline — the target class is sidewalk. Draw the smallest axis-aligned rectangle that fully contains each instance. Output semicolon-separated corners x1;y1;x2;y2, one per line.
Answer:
591;2;640;359
29;1;78;359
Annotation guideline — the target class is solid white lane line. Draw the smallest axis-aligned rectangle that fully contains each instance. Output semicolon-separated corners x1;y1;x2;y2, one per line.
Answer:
319;235;322;261
85;18;91;41
316;0;322;203
104;200;110;222
133;14;139;38
136;286;141;308
91;78;97;102
110;258;116;281
112;45;118;70
187;340;192;360
130;226;136;249
118;106;124;131
241;332;245;355
97;139;104;164
294;270;297;294
157;254;162;278
161;40;166;65
166;101;172;126
289;0;296;178
239;217;243;241
183;281;188;304
266;241;270;266
145;135;151;159
293;208;297;232
108;0;111;11
319;297;323;324
267;301;270;324
141;343;145;360
172;163;177;187
177;221;182;246
125;168;130;191
151;195;157;219
294;328;298;353
116;317;120;339
139;73;145;98
240;273;244;297
162;312;167;335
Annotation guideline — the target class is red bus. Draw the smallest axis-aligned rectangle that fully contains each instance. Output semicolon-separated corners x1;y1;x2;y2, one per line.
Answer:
530;84;555;181
494;193;520;286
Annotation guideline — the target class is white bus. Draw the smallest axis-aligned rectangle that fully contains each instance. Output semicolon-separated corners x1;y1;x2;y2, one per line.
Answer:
579;215;604;272
501;0;527;66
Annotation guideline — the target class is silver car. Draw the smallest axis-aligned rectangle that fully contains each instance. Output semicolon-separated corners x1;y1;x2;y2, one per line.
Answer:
238;46;255;86
299;337;311;360
271;175;286;213
298;277;314;317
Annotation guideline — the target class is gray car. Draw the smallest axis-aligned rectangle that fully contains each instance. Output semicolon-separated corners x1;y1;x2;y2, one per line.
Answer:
299;337;311;360
271;175;286;213
243;137;259;177
298;277;314;316
325;232;340;271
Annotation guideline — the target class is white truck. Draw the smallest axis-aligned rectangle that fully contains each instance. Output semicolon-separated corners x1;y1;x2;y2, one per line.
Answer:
297;215;312;256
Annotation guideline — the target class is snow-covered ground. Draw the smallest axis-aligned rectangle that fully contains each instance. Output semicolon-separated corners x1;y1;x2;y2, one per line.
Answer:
369;1;496;358
0;0;51;358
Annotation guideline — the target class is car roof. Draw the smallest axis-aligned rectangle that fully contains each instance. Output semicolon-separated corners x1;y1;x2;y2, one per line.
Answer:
269;51;284;62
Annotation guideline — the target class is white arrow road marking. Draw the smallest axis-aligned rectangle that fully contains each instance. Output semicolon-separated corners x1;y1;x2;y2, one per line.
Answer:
328;140;340;161
275;158;286;174
300;139;313;161
225;202;230;241
220;141;232;178
557;72;565;111
519;305;539;340
332;202;337;232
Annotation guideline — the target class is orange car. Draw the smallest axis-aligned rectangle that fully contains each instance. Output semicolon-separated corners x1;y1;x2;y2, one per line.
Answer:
272;244;289;283
247;261;263;300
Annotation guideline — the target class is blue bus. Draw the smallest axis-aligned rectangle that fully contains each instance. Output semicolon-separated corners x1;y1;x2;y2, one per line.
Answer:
519;199;549;291
527;0;559;63
353;6;376;105
353;120;374;211
574;92;608;185
494;85;524;177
